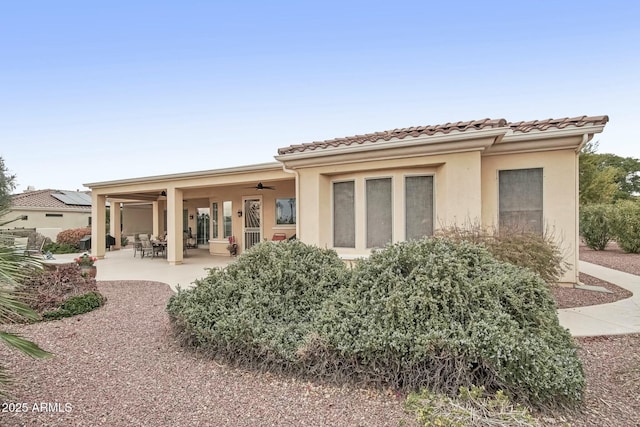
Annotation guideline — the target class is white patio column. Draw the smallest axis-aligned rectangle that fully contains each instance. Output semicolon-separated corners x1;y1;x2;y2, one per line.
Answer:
152;201;160;238
91;193;106;259
166;187;183;265
110;202;121;250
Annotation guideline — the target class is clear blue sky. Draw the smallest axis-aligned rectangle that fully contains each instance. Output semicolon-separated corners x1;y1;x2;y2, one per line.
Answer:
1;0;638;193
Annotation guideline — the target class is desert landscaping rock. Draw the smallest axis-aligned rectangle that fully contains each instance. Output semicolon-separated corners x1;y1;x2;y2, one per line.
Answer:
1;243;638;426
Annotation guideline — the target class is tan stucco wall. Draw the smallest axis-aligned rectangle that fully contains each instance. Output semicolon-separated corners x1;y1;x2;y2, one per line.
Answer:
296;151;483;256
1;208;91;232
481;149;579;283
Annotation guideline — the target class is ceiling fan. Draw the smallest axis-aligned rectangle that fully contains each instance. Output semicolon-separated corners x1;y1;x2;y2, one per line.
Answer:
246;182;276;190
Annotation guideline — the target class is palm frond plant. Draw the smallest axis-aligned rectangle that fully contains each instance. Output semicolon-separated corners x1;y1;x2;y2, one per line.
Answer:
0;208;52;397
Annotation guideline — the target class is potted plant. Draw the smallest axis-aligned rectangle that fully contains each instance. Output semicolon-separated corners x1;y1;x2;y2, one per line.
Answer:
74;252;98;278
227;236;238;256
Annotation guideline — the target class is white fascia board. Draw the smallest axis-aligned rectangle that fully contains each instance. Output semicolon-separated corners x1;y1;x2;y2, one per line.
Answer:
84;162;282;189
501;124;607;142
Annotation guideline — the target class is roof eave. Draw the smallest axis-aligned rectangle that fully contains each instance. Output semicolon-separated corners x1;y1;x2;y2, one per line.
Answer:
275;128;509;163
484;124;607;156
84;162;283;189
503;124;607;142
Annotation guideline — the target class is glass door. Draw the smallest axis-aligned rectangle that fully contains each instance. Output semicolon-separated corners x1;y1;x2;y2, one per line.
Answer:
197;208;210;245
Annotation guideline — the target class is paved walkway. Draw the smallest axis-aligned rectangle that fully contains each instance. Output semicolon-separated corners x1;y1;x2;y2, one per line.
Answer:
558;261;640;336
49;251;639;337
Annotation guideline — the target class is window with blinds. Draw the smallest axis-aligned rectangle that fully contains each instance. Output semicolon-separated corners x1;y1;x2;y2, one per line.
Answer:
333;181;355;248
499;168;543;234
366;178;392;248
405;176;434;240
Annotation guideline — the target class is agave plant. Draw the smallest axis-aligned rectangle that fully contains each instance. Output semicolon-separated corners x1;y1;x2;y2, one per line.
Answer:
0;208;51;396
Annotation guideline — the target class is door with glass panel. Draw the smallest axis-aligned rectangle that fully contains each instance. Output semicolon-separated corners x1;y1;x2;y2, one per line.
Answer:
243;198;261;250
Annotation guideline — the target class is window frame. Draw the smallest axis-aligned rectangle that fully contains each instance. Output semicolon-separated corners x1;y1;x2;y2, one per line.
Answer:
332;179;356;248
223;200;233;239
275;197;296;225
404;173;435;241
498;167;544;235
211;201;219;239
365;176;393;249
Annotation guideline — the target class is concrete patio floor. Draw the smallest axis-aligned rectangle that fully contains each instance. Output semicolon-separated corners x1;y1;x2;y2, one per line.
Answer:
46;251;639;337
49;247;233;291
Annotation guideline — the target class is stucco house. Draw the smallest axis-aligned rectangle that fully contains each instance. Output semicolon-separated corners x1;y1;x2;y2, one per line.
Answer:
85;115;608;285
1;189;93;240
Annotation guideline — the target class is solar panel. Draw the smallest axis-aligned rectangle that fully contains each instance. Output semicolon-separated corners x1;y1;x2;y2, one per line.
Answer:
51;191;92;206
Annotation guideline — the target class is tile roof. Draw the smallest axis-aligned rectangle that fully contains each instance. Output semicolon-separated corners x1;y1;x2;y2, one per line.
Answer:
11;189;92;210
277;115;609;155
508;115;609;133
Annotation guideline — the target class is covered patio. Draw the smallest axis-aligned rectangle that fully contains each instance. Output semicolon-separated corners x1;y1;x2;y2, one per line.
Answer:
48;247;232;291
85;162;297;265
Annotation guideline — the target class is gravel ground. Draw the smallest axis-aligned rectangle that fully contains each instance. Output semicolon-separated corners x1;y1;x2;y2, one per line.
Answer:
579;241;640;276
1;244;638;427
1;281;413;427
551;273;633;309
545;243;640;427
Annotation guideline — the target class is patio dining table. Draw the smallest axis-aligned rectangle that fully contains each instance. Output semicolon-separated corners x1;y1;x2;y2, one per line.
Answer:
151;240;167;258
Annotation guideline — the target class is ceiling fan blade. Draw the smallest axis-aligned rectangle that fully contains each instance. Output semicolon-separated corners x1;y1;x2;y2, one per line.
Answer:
244;182;277;190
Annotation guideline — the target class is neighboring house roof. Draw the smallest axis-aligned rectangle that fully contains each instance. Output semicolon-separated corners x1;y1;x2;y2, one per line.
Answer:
11;189;92;211
277;115;609;155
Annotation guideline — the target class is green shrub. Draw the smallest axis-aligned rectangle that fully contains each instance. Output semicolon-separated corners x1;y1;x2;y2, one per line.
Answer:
315;239;583;407
437;225;567;284
579;204;614;250
42;291;105;320
611;200;640;253
56;227;91;248
18;263;99;314
43;242;78;254
168;239;583;408
405;385;539;427
167;240;349;367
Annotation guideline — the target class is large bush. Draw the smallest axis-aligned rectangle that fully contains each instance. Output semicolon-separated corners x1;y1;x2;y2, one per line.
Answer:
314;239;583;407
56;227;91;249
168;239;583;408
167;240;348;367
580;204;615;250
611;200;640;253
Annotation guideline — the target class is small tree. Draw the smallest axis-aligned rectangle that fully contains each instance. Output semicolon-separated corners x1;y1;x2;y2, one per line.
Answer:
579;142;640;204
611;200;640;253
0;157;17;212
580;204;615;250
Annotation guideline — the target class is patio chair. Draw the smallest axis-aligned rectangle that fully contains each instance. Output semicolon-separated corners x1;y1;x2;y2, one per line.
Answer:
272;233;287;241
25;238;47;257
137;234;156;258
133;234;144;257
